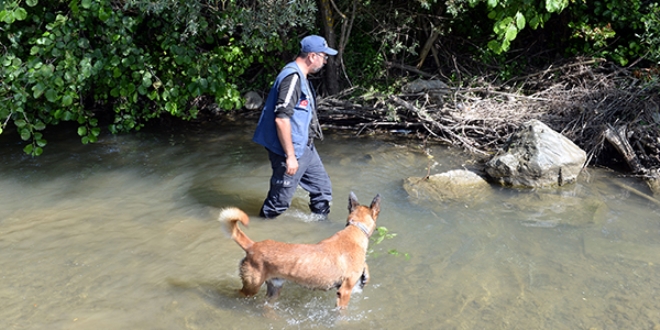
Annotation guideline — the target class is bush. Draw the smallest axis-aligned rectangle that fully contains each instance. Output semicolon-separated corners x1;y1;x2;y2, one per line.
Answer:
0;0;315;155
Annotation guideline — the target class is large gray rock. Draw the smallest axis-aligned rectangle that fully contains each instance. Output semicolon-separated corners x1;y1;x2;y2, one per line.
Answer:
403;169;492;205
485;120;586;188
244;91;263;110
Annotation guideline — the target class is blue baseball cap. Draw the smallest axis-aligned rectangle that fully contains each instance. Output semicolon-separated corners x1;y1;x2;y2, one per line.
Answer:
300;35;338;55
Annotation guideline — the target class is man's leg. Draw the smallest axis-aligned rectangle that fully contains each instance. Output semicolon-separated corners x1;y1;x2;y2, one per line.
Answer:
299;144;332;217
260;149;302;218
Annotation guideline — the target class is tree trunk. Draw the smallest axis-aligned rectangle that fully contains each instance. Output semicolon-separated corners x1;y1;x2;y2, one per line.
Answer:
317;0;340;95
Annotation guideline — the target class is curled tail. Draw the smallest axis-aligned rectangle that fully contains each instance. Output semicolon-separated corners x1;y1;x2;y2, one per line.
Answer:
218;207;254;251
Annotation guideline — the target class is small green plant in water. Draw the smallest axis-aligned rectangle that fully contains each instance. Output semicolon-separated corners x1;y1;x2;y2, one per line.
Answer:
369;226;410;259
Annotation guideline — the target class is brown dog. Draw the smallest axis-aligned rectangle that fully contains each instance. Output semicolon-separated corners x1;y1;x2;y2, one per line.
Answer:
218;192;381;309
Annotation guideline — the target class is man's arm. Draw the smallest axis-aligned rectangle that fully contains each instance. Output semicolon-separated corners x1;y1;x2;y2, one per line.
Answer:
274;73;301;176
275;117;299;176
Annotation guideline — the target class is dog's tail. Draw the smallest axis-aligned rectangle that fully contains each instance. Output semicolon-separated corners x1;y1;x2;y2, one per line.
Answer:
218;207;254;251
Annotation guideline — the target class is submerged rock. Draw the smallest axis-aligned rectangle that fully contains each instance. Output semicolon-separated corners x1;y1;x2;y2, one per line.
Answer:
647;169;660;197
505;191;608;228
485;120;587;188
403;169;492;205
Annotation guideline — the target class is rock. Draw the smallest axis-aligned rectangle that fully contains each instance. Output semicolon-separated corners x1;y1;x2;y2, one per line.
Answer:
584;235;660;264
505;191;608;228
485;119;587;188
244;91;263;110
403;79;449;93
403;169;492;205
647;169;660;197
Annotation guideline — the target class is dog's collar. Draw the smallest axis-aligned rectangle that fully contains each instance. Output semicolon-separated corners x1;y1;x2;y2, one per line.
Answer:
347;219;372;237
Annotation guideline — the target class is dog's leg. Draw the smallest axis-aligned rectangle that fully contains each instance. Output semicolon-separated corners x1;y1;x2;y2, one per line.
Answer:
359;264;370;289
336;279;357;309
265;278;284;301
238;259;263;297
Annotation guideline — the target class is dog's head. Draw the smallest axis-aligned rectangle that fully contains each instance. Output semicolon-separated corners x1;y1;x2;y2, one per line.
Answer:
347;192;381;237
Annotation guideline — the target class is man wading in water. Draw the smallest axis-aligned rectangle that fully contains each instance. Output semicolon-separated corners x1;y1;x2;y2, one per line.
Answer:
252;35;337;219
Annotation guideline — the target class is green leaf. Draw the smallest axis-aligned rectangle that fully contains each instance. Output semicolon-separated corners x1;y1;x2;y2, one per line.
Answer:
20;128;31;141
32;83;46;99
77;38;90;49
62;95;73;106
77;126;87;136
26;0;39;7
141;77;152;88
515;12;525;30
505;24;518;41
45;89;58;102
14;119;27;128
81;0;92;9
488;40;503;54
62;111;74;121
24;144;34;155
165;101;177;114
2;10;15;24
529;15;540;29
14;8;28;21
98;7;111;21
198;78;208;89
33;121;46;131
137;85;147;95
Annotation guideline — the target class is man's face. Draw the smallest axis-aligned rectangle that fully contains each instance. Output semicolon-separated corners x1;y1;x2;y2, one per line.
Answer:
309;52;328;74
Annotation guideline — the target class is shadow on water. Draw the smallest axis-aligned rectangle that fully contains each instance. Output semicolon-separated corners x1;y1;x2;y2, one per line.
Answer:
186;173;266;216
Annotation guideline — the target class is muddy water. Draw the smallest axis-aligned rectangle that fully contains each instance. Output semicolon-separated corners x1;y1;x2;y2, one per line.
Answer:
1;122;660;329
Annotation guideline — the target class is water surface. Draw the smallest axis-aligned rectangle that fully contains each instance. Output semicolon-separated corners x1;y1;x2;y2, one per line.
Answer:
1;122;660;329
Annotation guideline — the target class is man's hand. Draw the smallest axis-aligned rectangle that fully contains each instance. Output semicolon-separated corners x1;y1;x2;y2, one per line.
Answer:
275;117;298;175
285;155;299;176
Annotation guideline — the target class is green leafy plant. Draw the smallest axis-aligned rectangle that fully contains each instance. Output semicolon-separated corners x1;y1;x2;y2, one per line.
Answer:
463;0;570;54
369;226;410;259
0;0;315;155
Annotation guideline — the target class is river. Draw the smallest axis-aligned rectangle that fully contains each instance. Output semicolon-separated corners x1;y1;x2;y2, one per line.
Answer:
1;121;659;329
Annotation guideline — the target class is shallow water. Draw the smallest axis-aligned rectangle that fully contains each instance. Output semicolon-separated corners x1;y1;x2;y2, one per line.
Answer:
1;122;660;329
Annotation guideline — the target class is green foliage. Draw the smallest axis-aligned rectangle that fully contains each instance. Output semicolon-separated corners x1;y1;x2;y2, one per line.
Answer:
342;0;431;93
439;0;654;68
369;226;410;259
463;0;569;54
0;0;316;155
640;3;660;64
566;0;650;66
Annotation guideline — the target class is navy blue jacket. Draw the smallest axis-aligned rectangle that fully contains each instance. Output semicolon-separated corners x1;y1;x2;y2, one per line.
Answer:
252;62;316;158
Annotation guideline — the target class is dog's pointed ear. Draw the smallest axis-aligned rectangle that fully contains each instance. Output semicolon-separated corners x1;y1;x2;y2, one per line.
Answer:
370;194;381;218
348;191;360;213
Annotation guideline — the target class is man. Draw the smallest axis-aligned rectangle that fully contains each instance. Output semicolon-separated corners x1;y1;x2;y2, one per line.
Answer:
252;35;337;219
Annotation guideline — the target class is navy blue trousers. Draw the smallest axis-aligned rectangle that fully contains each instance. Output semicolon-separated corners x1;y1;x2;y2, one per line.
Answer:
260;144;332;218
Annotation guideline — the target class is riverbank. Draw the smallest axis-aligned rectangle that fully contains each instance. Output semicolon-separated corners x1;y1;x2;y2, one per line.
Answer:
309;57;660;192
185;56;660;194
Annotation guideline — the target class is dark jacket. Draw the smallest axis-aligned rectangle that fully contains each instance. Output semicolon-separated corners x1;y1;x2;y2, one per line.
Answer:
252;62;316;158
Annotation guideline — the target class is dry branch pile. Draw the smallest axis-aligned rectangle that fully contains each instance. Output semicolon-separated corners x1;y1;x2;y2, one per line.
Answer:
317;57;660;177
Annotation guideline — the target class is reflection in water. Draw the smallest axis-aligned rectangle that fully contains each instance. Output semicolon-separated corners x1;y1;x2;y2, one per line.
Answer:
1;123;660;329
